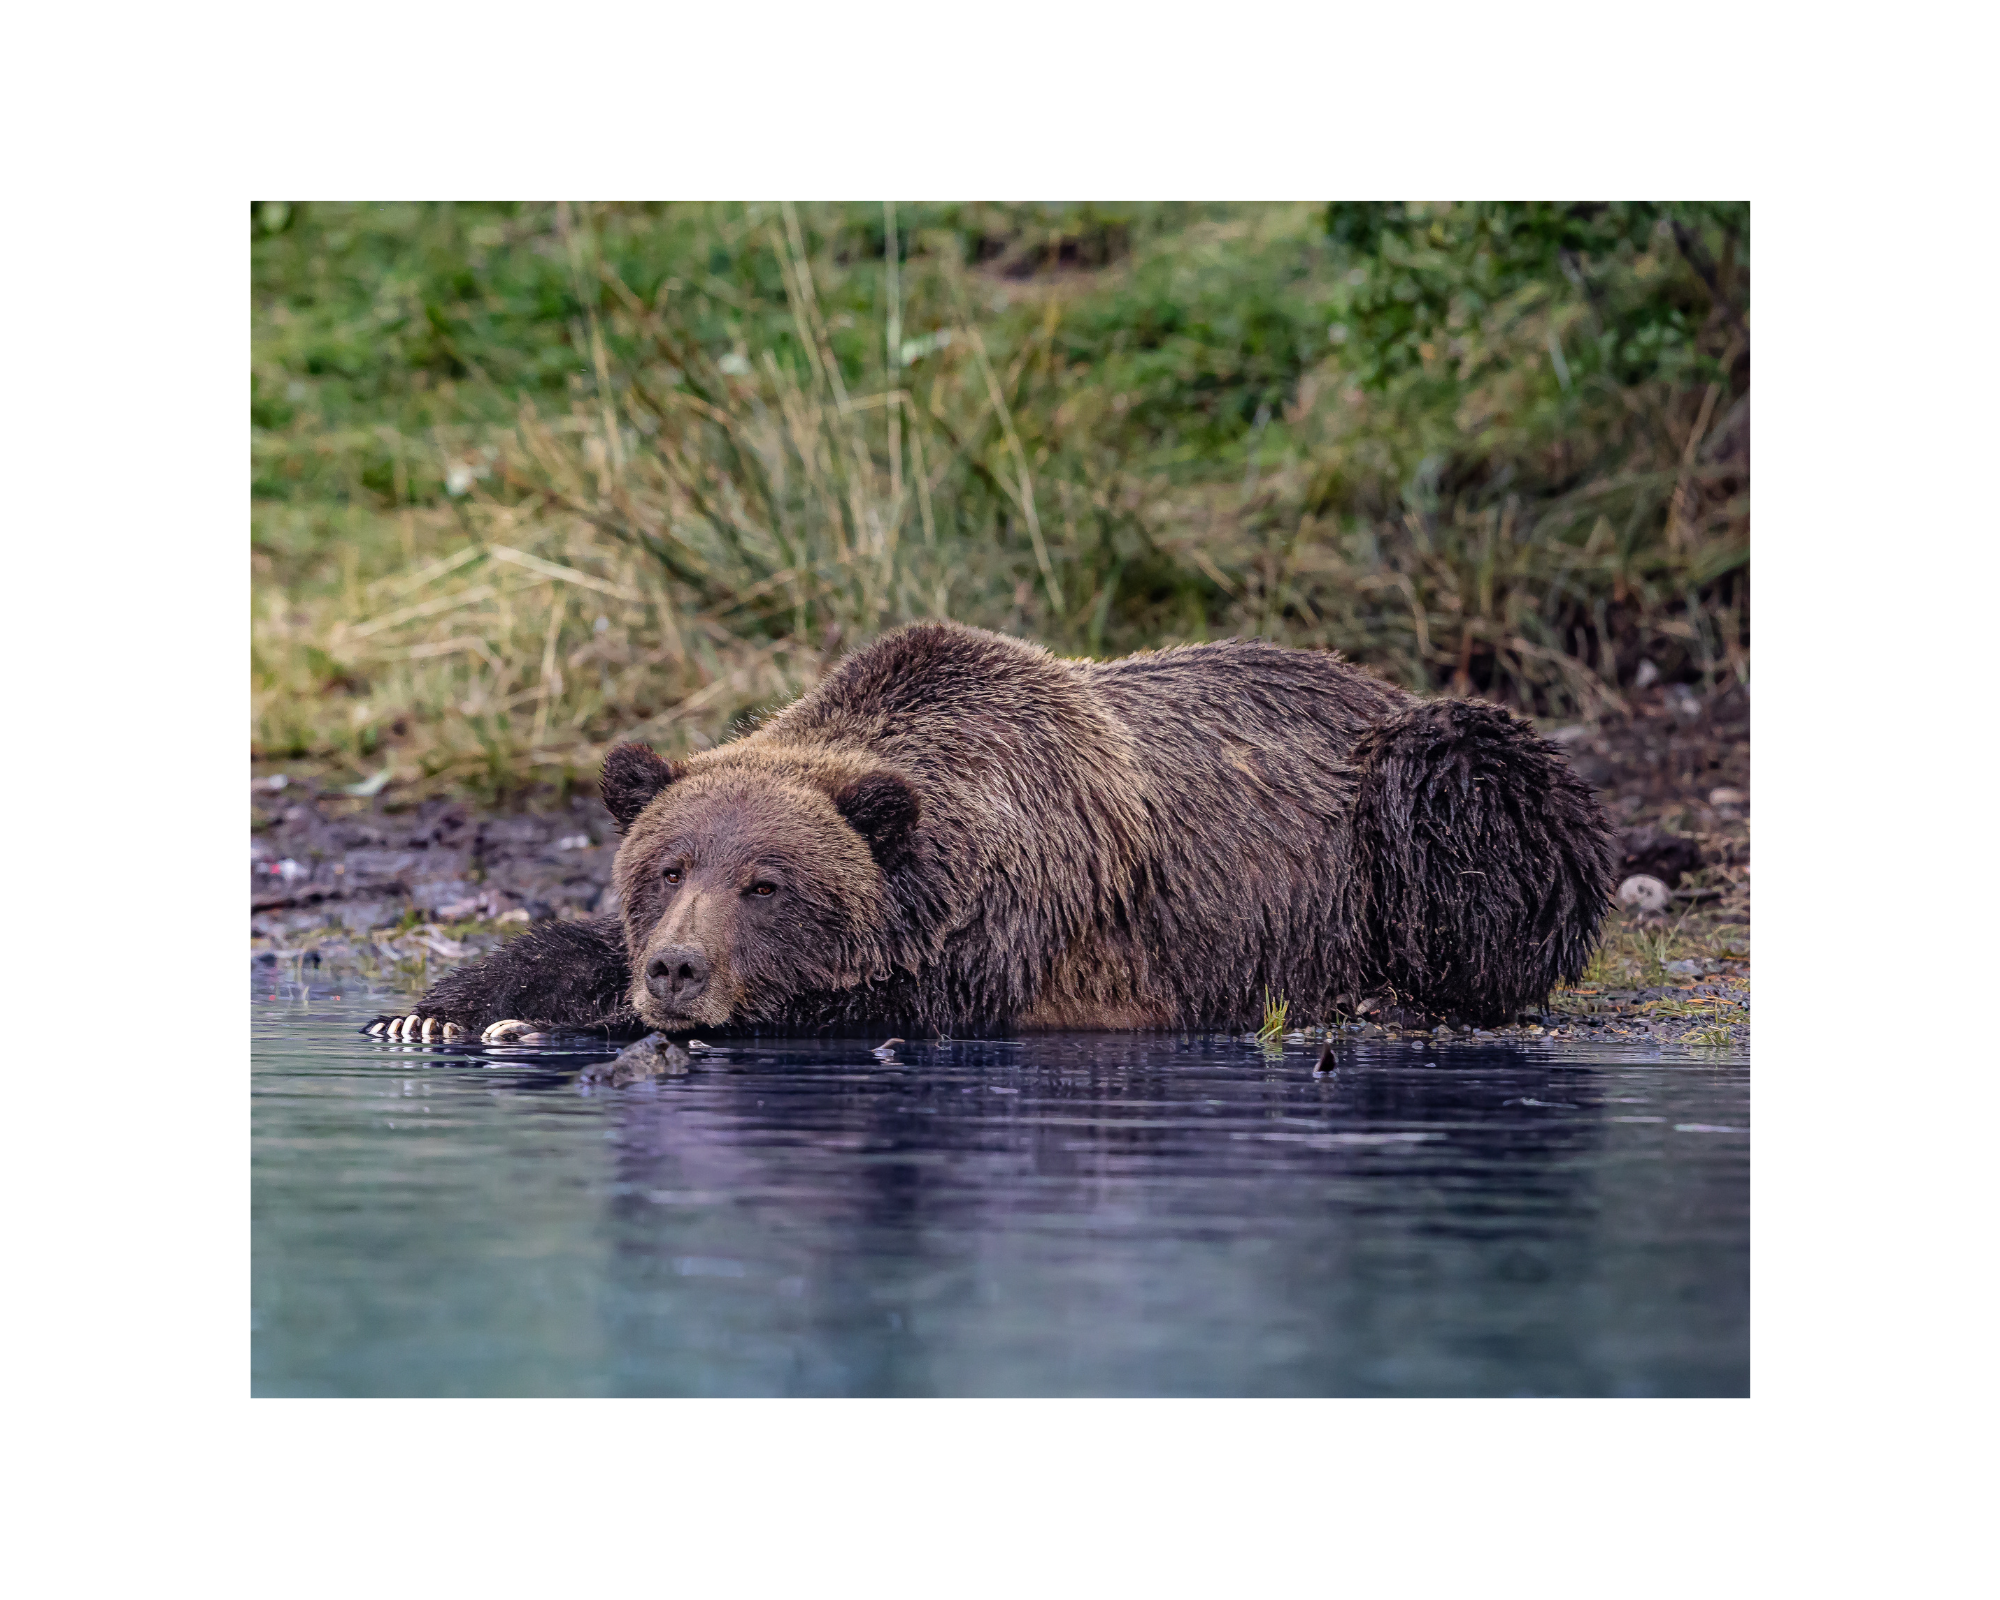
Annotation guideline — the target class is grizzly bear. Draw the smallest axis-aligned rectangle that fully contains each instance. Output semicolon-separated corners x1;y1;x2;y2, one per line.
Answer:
366;622;1614;1042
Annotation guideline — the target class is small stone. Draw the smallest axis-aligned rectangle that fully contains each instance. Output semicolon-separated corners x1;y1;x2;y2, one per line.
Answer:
1617;874;1671;913
1432;1024;1454;1038
581;1033;691;1088
1708;787;1747;809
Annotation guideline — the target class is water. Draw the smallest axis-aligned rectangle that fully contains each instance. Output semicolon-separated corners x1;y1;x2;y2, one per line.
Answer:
253;973;1749;1396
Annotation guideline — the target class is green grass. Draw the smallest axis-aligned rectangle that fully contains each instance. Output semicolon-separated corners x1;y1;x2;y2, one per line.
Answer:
1256;989;1292;1043
252;201;1750;801
1556;907;1750;1039
1574;907;1748;994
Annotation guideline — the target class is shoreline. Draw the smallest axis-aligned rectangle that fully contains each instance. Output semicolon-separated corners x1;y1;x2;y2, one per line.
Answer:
253;681;1748;1054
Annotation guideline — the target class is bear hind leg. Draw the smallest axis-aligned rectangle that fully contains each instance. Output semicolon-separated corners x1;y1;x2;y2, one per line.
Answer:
1350;700;1616;1025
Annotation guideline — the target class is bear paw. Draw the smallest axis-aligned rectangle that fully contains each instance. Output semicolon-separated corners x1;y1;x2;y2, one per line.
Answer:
480;1019;550;1044
362;1013;466;1042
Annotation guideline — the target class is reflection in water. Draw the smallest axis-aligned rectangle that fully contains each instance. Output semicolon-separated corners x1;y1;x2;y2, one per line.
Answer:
253;981;1748;1397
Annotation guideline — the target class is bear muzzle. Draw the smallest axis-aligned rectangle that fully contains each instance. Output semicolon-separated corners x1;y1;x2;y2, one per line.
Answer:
645;944;712;1011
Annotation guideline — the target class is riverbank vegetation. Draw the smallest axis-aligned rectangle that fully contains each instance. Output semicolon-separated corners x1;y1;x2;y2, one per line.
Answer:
252;201;1748;801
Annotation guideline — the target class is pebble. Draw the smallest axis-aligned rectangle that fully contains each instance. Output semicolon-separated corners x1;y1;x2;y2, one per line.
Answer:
1617;874;1671;913
1708;787;1747;808
582;1033;691;1087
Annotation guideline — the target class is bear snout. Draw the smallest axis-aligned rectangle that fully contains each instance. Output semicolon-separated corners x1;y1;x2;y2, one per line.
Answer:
645;945;711;1011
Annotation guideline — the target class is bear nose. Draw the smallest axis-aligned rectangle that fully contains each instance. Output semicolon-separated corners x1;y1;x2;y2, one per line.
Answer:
645;946;710;1010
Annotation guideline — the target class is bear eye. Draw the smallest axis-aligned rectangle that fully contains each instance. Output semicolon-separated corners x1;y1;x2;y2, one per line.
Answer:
751;882;776;897
663;865;683;885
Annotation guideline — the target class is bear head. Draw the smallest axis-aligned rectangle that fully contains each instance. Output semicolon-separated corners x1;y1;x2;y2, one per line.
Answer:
599;741;921;1031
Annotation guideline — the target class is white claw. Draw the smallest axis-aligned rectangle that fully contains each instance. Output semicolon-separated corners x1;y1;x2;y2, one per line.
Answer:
482;1019;528;1043
421;1017;438;1041
367;1021;386;1036
403;1014;421;1038
442;1022;463;1040
385;1018;402;1038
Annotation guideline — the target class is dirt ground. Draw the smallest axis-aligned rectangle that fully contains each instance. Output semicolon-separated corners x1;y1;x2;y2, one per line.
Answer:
252;680;1748;1049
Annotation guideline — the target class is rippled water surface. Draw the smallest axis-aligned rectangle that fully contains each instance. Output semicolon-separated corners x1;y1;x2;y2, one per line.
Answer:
253;975;1748;1396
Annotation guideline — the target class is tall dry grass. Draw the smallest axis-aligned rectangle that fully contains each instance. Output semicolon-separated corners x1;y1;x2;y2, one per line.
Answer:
252;201;1748;802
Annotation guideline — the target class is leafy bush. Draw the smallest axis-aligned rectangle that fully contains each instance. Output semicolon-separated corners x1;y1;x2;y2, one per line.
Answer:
252;200;1748;799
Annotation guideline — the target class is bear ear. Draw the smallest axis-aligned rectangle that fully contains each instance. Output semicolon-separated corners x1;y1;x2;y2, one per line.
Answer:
601;742;683;832
832;770;921;873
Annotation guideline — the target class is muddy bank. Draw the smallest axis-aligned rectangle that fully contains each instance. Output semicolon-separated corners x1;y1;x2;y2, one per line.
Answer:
252;789;619;941
251;680;1748;1049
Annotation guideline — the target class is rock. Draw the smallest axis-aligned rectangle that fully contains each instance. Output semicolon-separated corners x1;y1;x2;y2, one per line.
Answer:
1313;1045;1336;1075
1616;824;1703;886
1634;659;1661;689
1664;958;1703;976
1618;874;1671;913
1709;786;1747;809
580;1033;691;1087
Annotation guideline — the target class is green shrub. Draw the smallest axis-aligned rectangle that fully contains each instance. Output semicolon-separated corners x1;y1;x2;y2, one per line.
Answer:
252;201;1748;799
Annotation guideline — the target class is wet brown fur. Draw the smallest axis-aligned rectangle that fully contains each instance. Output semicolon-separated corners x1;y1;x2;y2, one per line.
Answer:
394;622;1615;1036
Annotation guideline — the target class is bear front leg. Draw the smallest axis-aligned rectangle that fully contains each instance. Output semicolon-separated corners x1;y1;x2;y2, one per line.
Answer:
362;914;640;1042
